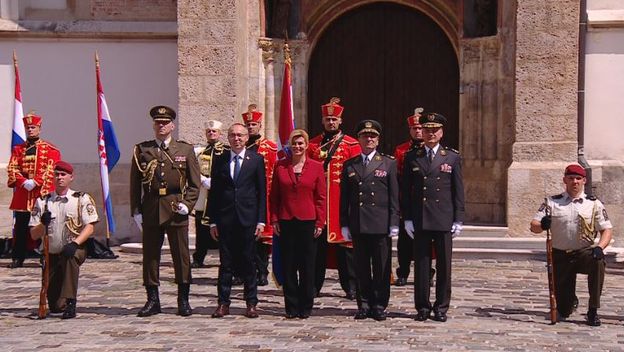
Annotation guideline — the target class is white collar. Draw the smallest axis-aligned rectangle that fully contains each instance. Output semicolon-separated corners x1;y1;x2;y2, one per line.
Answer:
362;150;377;162
230;149;246;160
51;188;73;200
425;144;440;155
157;136;172;149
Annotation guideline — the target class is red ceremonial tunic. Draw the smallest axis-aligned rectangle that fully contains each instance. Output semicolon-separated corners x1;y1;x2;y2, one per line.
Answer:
7;139;61;212
250;137;277;242
308;132;361;244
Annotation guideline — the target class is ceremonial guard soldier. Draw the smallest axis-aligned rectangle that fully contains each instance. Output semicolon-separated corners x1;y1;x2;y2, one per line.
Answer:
402;112;464;322
7;112;61;268
130;105;201;317
340;120;399;321
530;164;613;326
29;161;99;319
191;119;230;268
243;104;277;286
393;108;425;286
308;97;361;299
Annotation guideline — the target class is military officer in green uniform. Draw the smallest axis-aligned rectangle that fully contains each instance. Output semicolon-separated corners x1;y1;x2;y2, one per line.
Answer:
130;105;201;317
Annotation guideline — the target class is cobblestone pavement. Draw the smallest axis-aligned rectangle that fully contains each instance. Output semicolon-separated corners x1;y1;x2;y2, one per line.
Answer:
1;250;623;352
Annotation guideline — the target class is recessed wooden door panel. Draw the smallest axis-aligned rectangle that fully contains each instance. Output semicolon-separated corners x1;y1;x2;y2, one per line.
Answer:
308;2;459;153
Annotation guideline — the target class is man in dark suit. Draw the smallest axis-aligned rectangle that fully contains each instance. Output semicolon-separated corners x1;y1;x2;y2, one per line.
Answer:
208;123;267;319
130;105;201;317
340;120;399;321
401;112;464;323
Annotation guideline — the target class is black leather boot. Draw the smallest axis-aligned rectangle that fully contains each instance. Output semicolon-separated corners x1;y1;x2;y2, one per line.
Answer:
137;285;161;317
177;283;192;317
62;298;77;319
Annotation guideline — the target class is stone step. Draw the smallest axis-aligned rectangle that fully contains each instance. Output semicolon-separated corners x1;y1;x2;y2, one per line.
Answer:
453;236;543;250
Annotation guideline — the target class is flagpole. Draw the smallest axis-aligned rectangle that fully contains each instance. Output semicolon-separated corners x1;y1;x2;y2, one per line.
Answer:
95;52;111;246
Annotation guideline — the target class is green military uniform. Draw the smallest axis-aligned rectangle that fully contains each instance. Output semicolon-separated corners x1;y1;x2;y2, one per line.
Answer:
130;105;200;317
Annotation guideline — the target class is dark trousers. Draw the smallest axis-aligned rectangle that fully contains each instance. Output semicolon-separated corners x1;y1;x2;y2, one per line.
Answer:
217;219;258;305
192;211;218;264
47;247;86;311
314;229;357;295
396;224;413;278
142;223;191;286
256;242;270;278
352;233;391;311
553;247;605;315
280;220;316;315
414;230;452;314
11;211;30;261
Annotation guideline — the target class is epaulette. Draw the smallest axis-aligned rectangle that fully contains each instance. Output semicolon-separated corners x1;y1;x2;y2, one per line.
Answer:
40;194;51;200
444;146;460;154
380;152;395;160
586;195;597;201
176;140;192;145
137;140;153;147
342;135;359;144
72;191;85;197
552;194;564;199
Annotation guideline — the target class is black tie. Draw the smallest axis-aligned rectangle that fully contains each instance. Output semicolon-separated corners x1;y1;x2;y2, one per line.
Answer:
428;149;435;162
363;156;369;167
233;155;241;181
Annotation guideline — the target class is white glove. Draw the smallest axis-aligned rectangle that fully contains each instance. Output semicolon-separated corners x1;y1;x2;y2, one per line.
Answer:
341;226;352;242
389;226;399;237
23;179;36;191
177;203;189;215
201;175;211;189
404;220;414;239
451;222;463;238
133;213;143;231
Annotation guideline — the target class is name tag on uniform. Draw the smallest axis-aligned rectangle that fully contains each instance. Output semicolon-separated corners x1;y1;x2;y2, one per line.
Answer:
175;156;186;162
374;169;387;177
348;172;356;177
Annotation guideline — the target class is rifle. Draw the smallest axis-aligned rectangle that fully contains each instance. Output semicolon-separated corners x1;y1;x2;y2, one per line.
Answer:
544;198;557;324
38;197;50;319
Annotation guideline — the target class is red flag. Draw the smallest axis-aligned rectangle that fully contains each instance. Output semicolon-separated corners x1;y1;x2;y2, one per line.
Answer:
277;43;295;159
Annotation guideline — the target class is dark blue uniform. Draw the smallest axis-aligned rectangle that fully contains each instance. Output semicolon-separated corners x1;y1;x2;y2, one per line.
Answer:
401;144;464;319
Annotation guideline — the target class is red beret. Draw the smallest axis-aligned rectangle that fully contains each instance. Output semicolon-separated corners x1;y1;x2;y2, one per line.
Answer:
54;160;74;174
564;164;585;177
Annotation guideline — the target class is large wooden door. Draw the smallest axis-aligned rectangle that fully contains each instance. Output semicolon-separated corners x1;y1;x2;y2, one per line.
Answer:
308;2;459;153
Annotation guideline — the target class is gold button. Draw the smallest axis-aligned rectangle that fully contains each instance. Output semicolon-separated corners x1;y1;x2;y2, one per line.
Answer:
161;163;165;167
423;187;427;190
423;197;427;201
371;192;375;196
424;176;427;180
436;188;440;192
371;181;375;185
372;203;375;206
437;177;441;180
358;182;363;185
161;172;165;176
359;192;363;195
359;202;363;206
436;199;440;202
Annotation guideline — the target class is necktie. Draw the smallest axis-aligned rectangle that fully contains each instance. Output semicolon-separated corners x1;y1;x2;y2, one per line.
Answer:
428;149;435;162
363;156;369;167
233;155;241;181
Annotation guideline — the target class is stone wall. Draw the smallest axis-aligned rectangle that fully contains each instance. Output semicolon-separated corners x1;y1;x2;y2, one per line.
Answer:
509;0;580;235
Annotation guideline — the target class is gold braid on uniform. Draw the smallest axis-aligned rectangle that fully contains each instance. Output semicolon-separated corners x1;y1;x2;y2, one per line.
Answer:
318;132;343;159
578;201;599;243
133;145;158;185
65;192;84;237
41;158;55;196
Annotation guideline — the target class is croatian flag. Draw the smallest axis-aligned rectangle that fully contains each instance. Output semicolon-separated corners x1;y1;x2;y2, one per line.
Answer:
12;51;25;148
96;53;120;234
276;45;295;160
272;43;296;286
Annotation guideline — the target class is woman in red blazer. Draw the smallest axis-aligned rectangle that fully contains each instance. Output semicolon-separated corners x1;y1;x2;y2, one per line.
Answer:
270;129;326;319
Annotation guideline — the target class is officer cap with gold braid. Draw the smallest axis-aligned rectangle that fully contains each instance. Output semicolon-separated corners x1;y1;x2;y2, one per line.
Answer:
356;119;382;136
150;105;176;122
419;112;447;128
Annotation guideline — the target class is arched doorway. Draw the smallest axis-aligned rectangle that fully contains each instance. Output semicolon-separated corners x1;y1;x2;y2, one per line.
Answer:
307;2;459;153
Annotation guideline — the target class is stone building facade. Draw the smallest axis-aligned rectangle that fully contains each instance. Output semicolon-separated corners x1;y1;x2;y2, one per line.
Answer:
1;0;622;243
